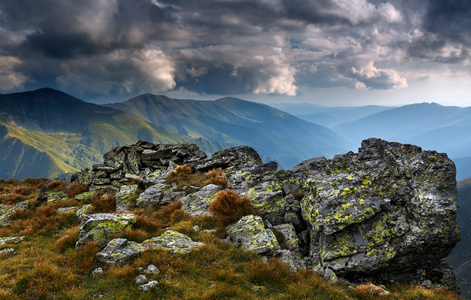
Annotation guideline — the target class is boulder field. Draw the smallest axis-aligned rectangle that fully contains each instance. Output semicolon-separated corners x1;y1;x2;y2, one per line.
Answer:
70;138;461;292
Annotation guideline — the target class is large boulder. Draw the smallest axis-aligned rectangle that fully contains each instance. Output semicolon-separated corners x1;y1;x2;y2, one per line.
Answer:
76;213;136;249
296;138;460;288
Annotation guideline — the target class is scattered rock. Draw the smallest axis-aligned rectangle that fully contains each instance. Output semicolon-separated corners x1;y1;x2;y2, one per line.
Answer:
0;236;25;244
76;213;136;249
96;238;147;264
0;248;15;254
0;201;28;226
138;280;159;291
144;264;160;275
74;191;97;202
58;207;78;214
135;274;148;284
143;230;203;254
46;191;68;203
92;267;103;277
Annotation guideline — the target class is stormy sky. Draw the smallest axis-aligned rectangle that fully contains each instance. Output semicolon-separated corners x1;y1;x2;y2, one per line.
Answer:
0;0;470;106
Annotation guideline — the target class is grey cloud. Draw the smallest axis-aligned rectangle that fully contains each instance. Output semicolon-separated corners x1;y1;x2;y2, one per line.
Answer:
0;0;467;97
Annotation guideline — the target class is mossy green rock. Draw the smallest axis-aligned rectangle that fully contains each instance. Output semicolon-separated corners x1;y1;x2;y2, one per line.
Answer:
295;138;460;289
76;213;136;249
226;214;281;255
143;230;203;254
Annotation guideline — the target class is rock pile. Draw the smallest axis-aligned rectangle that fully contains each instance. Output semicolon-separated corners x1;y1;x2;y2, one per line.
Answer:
70;138;460;292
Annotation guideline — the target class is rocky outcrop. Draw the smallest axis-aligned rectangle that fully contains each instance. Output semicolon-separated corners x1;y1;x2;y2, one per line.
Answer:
293;138;460;290
72;138;461;291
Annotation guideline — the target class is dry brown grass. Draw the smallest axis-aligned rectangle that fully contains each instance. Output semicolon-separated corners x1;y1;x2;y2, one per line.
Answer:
209;189;258;227
204;168;228;188
45;180;67;192
152;200;190;226
0;193;27;205
13;261;76;299
355;283;390;297
66;182;89;199
56;225;80;252
122;228;149;243
92;194;116;213
72;241;99;274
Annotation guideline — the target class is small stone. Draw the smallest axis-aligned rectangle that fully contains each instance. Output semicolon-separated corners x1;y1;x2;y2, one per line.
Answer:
252;285;266;291
138;280;159;291
0;248;15;254
192;225;200;232
92;267;103;277
144;264;160;275
135;274;148;284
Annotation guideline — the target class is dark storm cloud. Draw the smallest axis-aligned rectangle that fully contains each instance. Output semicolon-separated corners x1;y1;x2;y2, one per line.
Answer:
407;0;471;63
0;0;469;95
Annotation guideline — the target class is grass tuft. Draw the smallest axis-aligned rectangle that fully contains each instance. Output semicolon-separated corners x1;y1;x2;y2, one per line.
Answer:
66;182;89;199
204;168;228;188
209;189;258;227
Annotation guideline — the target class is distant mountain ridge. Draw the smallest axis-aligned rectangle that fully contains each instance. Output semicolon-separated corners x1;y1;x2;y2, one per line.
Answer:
0;88;225;179
107;94;352;169
327;102;471;180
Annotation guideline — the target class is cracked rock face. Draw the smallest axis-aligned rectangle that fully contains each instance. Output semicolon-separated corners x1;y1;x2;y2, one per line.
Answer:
295;138;460;288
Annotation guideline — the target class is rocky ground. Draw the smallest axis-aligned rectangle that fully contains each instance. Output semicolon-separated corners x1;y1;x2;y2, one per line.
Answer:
0;138;463;299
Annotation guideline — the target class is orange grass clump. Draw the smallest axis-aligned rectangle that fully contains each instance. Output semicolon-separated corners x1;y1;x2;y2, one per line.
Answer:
66;182;89;199
204;168;228;188
355;283;390;297
209;189;258;227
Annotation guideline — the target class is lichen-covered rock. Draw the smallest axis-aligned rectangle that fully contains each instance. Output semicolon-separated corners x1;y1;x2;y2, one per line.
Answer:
76;204;94;222
0;236;25;244
96;238;147;264
181;184;221;216
46;191;68;203
58;207;78;214
143;230;203;254
196;146;263;173
74;191;97;202
273;223;299;252
76;213;136;249
0;201;28;226
229;162;286;225
115;184;139;212
136;182;178;207
226;214;281;255
296;138;460;289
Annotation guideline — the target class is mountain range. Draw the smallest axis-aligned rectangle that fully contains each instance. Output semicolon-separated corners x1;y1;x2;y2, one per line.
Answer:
0;88;350;179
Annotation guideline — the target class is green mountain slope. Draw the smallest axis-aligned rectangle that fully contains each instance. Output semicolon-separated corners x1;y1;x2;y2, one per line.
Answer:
447;177;471;299
108;94;352;169
0;88;225;179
